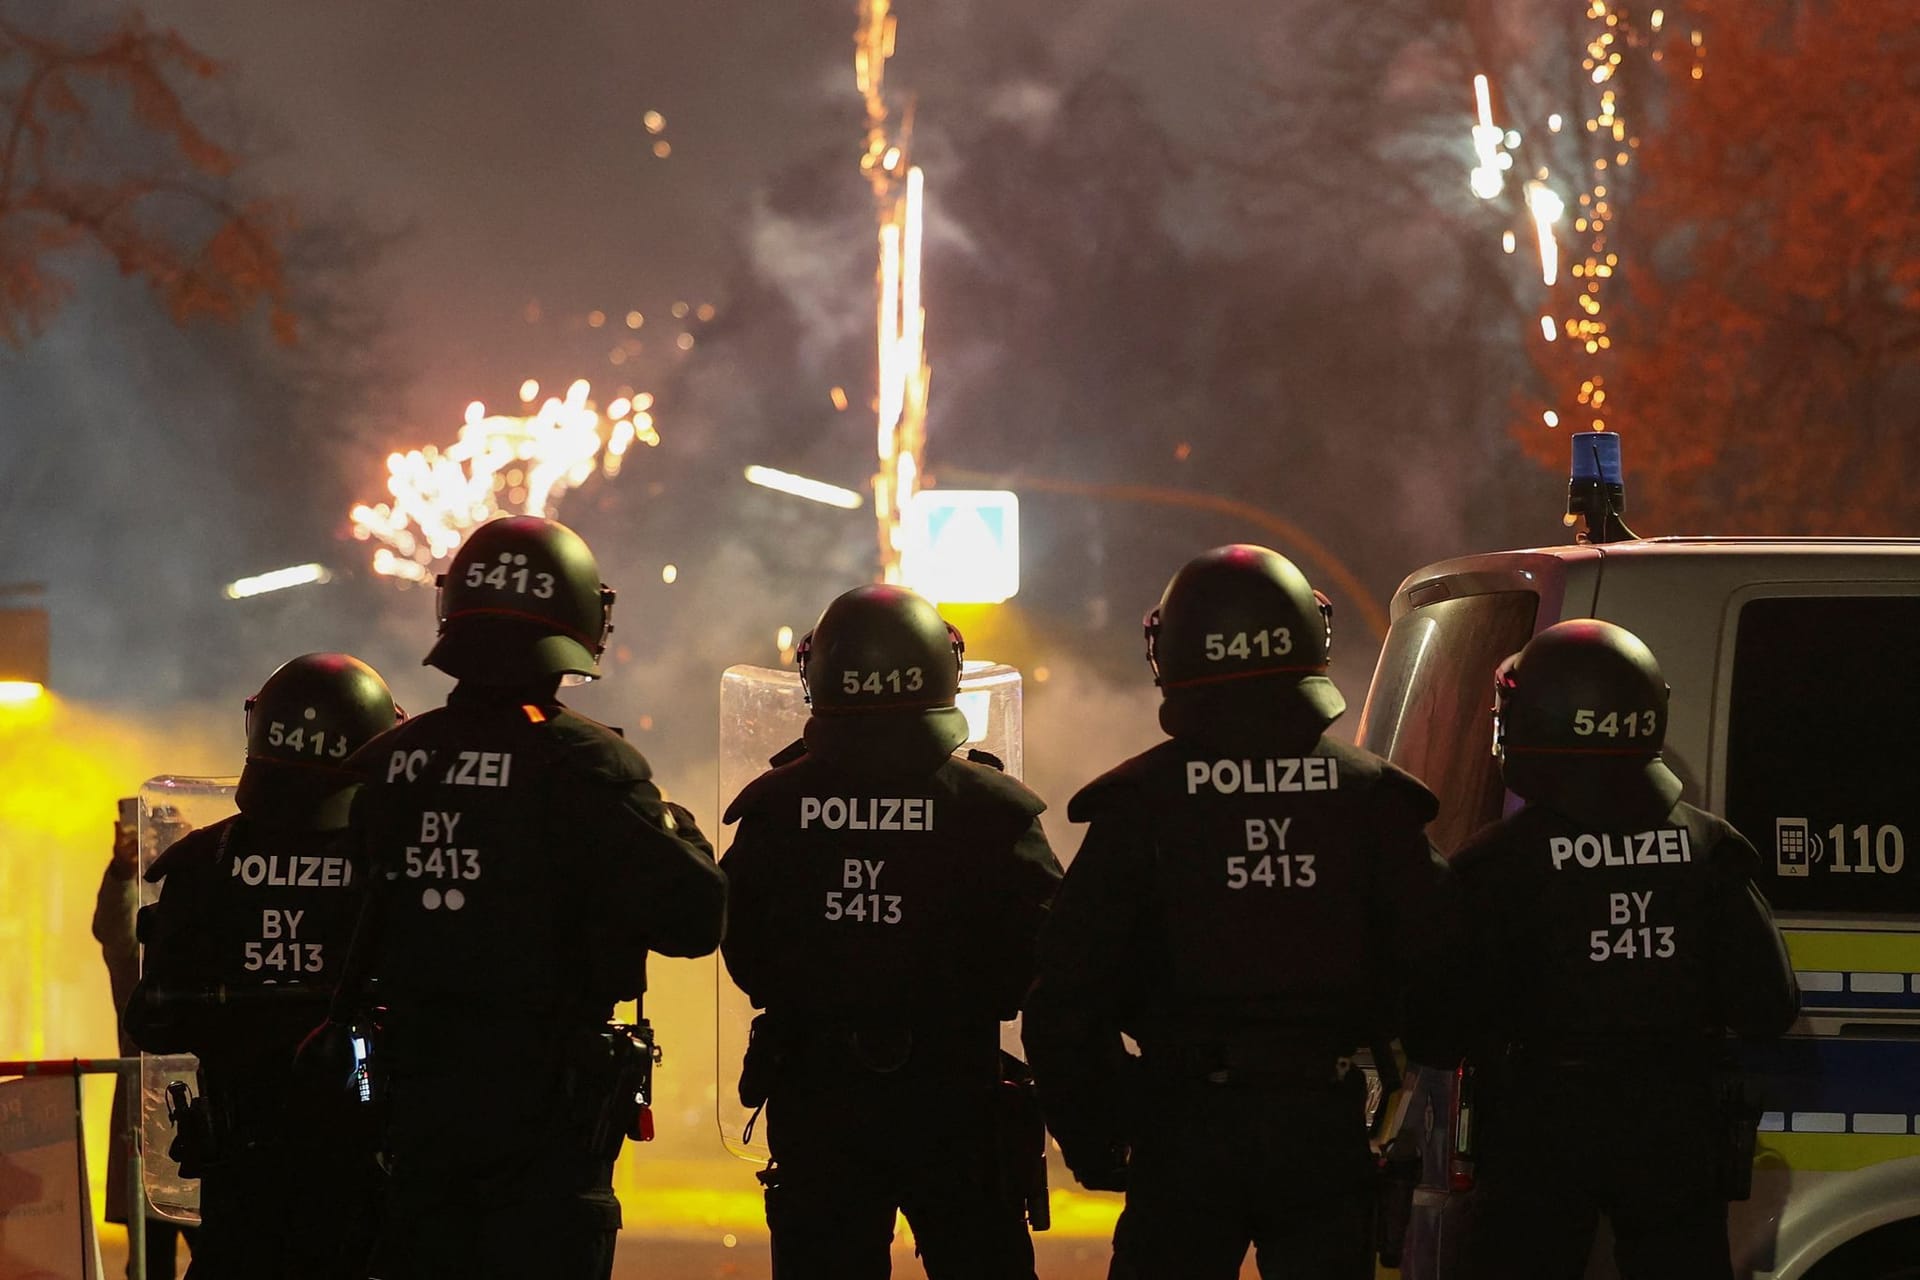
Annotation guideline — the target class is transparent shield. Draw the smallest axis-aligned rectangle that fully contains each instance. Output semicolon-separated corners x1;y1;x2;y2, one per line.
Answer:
137;776;238;1225
715;662;1024;1161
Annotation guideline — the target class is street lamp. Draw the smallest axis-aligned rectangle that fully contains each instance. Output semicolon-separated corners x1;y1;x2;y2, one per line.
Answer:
0;583;49;702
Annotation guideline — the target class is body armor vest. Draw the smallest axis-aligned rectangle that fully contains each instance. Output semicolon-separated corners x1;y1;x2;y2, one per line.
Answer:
1454;800;1743;1047
1070;735;1435;1061
147;814;362;995
357;698;647;1018
724;752;1045;1028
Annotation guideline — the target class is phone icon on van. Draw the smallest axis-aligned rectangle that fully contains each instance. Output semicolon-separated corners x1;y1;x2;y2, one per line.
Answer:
1776;817;1822;877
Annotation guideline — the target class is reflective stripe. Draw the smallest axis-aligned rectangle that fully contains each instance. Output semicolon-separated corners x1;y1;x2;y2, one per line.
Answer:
1851;1113;1909;1135
1759;1112;1786;1132
1796;971;1844;992
1790;1112;1847;1133
1848;972;1905;994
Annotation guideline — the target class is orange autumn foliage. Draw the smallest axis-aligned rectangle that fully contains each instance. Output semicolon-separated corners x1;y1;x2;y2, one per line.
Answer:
1520;0;1920;535
0;11;293;346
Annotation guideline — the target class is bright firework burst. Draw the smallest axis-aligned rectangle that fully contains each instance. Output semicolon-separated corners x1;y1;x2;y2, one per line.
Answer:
858;0;929;584
350;379;659;583
1469;3;1706;433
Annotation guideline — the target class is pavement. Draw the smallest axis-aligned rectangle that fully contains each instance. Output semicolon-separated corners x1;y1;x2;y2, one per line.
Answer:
97;1225;1263;1278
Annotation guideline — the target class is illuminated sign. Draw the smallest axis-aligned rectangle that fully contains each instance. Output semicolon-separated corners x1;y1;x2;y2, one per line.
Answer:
900;489;1019;604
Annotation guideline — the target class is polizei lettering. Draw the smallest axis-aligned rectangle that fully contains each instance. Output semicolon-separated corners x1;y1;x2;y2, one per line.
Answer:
386;748;513;788
230;854;354;888
1185;757;1339;796
797;796;933;831
1549;828;1692;871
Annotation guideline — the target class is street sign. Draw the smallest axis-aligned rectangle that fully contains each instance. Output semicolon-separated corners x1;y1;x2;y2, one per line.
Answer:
900;489;1019;604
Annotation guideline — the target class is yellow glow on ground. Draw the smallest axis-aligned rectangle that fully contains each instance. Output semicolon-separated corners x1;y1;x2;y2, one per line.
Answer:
1045;1187;1127;1237
0;695;232;1214
6;697;1144;1252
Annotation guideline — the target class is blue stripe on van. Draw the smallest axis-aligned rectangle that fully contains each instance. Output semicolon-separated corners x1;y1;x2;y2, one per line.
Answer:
1737;1036;1920;1119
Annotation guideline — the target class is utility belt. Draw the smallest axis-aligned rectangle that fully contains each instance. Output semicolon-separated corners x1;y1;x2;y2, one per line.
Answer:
562;1021;662;1163
168;1014;388;1178
164;1078;230;1179
995;1051;1051;1233
741;1016;1050;1231
1464;1040;1764;1203
162;1068;293;1178
739;1012;1000;1104
1138;1036;1352;1089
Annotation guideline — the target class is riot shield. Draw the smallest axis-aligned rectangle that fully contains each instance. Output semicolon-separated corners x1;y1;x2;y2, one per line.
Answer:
137;776;238;1225
715;661;1025;1161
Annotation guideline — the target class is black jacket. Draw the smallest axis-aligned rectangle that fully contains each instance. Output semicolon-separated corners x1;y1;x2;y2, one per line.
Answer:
722;747;1061;1031
1451;799;1799;1051
1024;703;1453;1173
346;683;726;1026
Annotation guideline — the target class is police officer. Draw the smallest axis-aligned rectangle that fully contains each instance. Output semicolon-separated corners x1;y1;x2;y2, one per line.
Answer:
1453;619;1798;1280
126;652;401;1279
1023;544;1455;1280
721;584;1063;1279
343;515;726;1280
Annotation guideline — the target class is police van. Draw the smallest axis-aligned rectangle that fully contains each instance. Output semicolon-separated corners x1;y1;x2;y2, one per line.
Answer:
1355;442;1920;1278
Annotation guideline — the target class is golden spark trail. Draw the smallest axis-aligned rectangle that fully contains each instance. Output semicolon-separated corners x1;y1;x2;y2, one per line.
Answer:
858;0;929;584
350;380;658;582
1468;3;1704;434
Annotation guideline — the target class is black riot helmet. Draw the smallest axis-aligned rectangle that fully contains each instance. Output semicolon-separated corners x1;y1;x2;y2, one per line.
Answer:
797;584;965;713
1493;619;1682;824
1144;545;1344;721
795;584;971;770
244;653;401;770
424;516;615;684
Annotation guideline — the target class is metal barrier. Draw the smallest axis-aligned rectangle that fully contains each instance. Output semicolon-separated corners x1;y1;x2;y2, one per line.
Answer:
0;1056;147;1280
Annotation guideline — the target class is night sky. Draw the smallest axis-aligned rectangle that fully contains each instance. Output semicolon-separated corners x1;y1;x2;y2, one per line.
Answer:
2;0;1567;805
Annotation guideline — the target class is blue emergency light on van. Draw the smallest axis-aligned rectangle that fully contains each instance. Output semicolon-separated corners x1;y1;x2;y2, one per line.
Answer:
1571;430;1624;486
1566;430;1636;543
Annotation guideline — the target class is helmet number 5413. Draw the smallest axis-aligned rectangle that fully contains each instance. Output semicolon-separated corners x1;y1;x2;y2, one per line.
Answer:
1572;709;1657;737
841;668;924;694
267;721;350;759
465;561;555;598
1204;629;1292;661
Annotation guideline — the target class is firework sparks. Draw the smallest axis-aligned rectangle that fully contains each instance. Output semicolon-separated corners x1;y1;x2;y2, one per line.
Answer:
859;0;929;584
1470;3;1704;434
350;380;658;582
1525;181;1566;286
1469;74;1514;200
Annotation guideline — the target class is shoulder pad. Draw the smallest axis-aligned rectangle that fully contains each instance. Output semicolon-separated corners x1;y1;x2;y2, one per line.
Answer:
543;707;654;784
769;738;808;767
1373;758;1440;825
965;748;1005;771
723;758;809;826
1679;804;1759;874
344;718;415;781
144;816;236;883
1447;815;1519;872
1322;740;1439;824
1067;743;1180;823
949;756;1046;818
